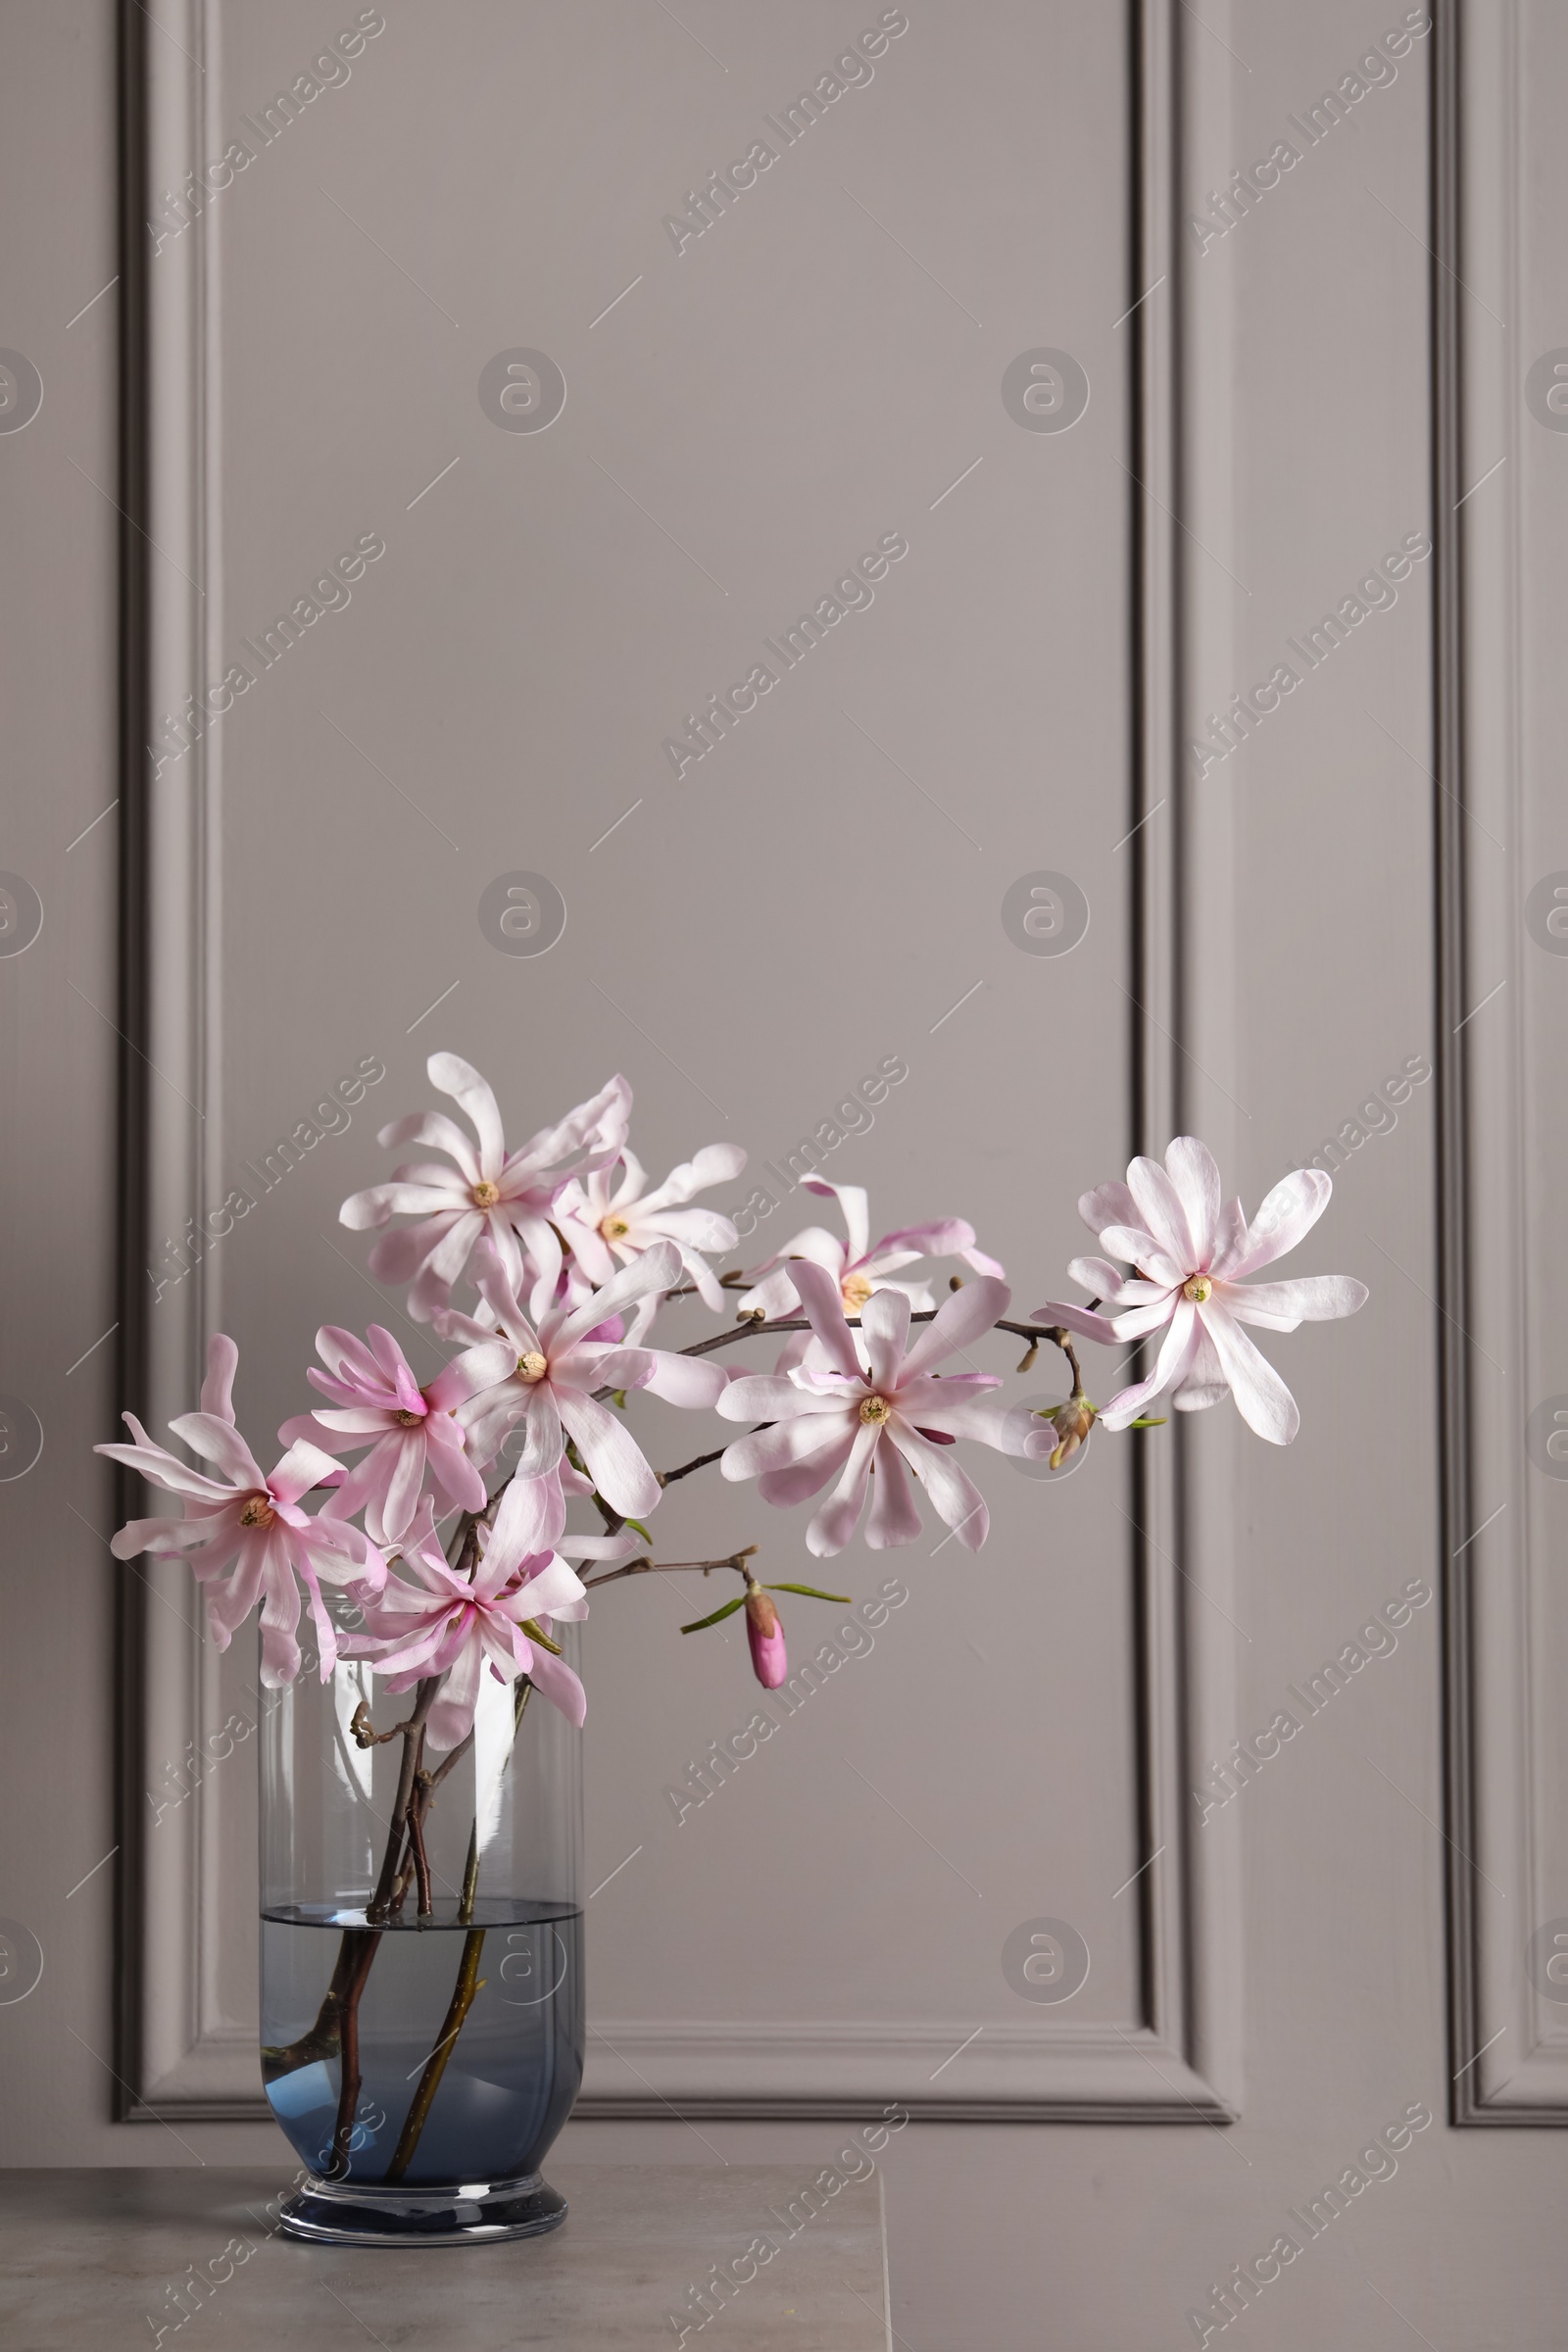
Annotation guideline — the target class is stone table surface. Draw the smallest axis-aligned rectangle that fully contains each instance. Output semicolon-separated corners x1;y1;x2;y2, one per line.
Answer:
0;2167;890;2348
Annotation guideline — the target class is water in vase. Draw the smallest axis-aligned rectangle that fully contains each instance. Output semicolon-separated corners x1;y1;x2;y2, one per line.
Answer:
261;1899;583;2186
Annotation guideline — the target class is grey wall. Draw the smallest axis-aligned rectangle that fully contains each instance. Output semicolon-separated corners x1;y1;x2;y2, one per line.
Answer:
5;5;1568;2346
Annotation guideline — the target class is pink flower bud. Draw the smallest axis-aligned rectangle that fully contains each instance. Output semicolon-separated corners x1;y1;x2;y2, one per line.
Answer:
744;1583;787;1690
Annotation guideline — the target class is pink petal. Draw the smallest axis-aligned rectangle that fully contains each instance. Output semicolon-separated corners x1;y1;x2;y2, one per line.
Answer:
1029;1299;1122;1346
487;1467;566;1569
745;1226;847;1286
167;1409;267;1491
864;1438;924;1546
800;1177;870;1263
1199;1299;1300;1444
807;1421;881;1556
255;1530;303;1688
424;1630;486;1750
95;1430;243;1504
785;1260;863;1381
556;1525;638;1567
510;1388;565;1483
350;1182;470;1226
364;1214;454;1279
426;1054;507;1180
550;1240;681;1352
638;1204;737;1252
375;1108;482;1186
640;1141;748;1208
506;1071;630;1179
301;1517;383;1588
1064;1255;1141;1300
716;1374;843;1423
202;1538;264;1642
1099;1298;1200;1430
554;1387;660;1517
1218;1274;1368;1332
869;1215;973;1262
858;1286;911;1393
632;1350;728;1409
1163;1138;1222;1270
1107;1296;1180;1344
424;1425;487;1517
200;1334;240;1423
887;1425;990;1549
111;1510;225;1558
1209;1197;1249;1275
513;1553;587;1619
903;1394;1017;1452
471;1250;540;1352
1223;1168;1333;1279
1125;1156;1198;1270
522;1642;587;1728
723;1412;857;1483
733;1264;806;1319
1079;1179;1141;1234
1173;1320;1229;1412
558;1200;617;1290
288;1405;393;1439
1095;1225;1185;1284
896;1275;1010;1383
270;1439;347;1507
670;1246;730;1312
421;1210;487;1293
758;1426;858;1506
425;1337;516;1409
512;1208;566;1324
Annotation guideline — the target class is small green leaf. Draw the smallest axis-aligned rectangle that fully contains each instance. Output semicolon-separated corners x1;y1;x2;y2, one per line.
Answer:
622;1516;653;1543
680;1594;747;1635
610;1389;628;1410
521;1617;563;1655
1128;1415;1167;1429
764;1582;852;1603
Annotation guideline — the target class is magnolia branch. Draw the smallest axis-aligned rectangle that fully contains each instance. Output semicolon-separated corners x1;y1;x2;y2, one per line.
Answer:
668;1303;1084;1388
581;1544;758;1593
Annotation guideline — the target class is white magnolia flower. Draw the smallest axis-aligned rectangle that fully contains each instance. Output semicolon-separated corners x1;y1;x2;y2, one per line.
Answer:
1035;1138;1367;1445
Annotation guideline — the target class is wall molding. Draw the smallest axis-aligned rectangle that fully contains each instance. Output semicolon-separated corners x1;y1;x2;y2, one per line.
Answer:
116;0;1245;2124
1439;0;1568;2126
115;0;238;2122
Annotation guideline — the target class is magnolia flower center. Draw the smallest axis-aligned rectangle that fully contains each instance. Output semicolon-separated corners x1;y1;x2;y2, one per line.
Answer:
517;1351;549;1382
600;1213;631;1242
1183;1275;1212;1303
394;1406;423;1427
841;1272;874;1312
472;1180;501;1209
859;1394;892;1426
238;1493;274;1529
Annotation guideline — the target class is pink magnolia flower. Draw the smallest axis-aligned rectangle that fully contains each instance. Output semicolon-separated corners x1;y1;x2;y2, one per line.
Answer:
346;1484;630;1748
735;1178;1003;1326
339;1054;630;1322
554;1142;747;1314
744;1580;788;1689
716;1263;1033;1556
436;1238;724;1518
1035;1139;1368;1445
279;1324;516;1547
96;1335;384;1686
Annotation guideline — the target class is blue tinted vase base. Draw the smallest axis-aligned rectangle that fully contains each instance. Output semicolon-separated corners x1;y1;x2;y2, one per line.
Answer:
276;2171;566;2245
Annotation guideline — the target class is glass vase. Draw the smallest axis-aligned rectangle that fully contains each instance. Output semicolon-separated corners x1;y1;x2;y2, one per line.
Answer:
259;1619;583;2245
